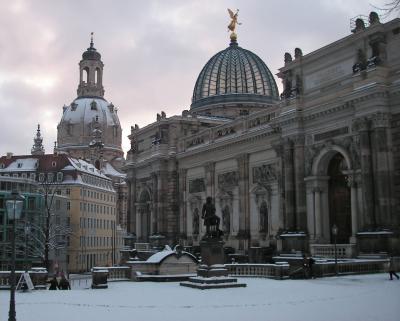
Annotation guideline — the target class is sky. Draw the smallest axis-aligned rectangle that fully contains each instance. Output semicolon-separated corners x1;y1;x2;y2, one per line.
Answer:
0;0;397;156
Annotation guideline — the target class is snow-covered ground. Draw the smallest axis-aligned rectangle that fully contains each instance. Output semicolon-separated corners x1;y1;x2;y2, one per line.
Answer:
1;274;399;321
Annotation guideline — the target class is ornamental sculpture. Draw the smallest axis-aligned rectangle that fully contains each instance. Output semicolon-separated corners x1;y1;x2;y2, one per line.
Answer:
227;8;241;41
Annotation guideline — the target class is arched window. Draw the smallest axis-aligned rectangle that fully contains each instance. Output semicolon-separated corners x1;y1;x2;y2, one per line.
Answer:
192;208;199;235
95;68;101;85
82;67;89;84
259;201;268;233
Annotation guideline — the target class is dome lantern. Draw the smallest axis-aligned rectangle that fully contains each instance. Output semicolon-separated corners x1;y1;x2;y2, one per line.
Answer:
77;32;105;98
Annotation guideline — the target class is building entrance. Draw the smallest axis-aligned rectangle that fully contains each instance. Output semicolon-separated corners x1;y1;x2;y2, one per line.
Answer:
328;153;351;243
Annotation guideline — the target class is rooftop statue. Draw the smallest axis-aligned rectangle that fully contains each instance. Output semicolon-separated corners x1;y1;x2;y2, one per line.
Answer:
227;8;241;41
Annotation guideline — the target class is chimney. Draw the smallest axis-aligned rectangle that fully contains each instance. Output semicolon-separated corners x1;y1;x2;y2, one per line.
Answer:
6;152;13;159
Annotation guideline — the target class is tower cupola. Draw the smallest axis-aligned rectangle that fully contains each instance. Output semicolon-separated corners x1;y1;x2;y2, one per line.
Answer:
77;33;105;98
31;124;45;155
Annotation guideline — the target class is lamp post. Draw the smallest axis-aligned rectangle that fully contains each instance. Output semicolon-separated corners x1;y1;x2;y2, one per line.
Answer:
6;190;25;321
24;223;31;273
332;224;338;276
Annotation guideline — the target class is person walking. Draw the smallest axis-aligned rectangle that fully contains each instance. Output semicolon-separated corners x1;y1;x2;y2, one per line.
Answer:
388;256;399;280
308;255;316;279
48;276;59;290
59;275;71;290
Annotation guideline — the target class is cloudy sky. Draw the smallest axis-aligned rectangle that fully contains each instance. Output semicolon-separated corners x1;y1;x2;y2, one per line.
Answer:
0;0;396;156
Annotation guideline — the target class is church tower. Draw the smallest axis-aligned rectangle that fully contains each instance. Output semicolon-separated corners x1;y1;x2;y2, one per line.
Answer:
77;33;104;98
31;124;45;155
57;34;123;162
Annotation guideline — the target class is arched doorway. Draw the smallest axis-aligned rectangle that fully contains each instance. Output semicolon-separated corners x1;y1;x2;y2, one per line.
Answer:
138;191;151;241
328;153;351;243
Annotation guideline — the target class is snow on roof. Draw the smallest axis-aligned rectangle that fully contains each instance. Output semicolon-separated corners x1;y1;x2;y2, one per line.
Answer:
0;158;38;172
103;162;126;178
68;158;109;179
61;165;75;171
146;250;175;263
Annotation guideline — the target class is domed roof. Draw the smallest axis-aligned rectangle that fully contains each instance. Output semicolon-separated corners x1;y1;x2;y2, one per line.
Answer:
57;97;122;153
191;40;279;109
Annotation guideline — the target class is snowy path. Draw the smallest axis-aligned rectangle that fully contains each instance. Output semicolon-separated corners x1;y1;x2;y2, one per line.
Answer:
1;274;399;321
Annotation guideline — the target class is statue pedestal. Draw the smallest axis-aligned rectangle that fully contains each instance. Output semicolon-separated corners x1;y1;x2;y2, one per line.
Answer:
180;237;246;290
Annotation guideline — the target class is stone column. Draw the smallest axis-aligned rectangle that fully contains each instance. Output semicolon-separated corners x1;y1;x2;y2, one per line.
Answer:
293;134;307;231
313;187;322;240
370;113;393;227
179;168;188;238
151;172;158;233
126;171;136;234
237;154;250;241
135;207;141;239
305;181;315;240
157;169;167;235
350;179;358;243
283;138;296;230
204;162;215;199
353;118;376;228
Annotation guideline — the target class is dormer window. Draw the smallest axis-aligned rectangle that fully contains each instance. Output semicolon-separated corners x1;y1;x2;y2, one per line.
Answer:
52;161;57;167
17;163;23;168
71;102;78;111
91;100;97;110
0;163;5;169
57;172;63;182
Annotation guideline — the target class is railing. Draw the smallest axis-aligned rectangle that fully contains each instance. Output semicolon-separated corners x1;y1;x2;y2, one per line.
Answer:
135;243;151;251
69;274;92;289
314;259;388;277
310;244;356;258
107;267;130;281
225;263;290;280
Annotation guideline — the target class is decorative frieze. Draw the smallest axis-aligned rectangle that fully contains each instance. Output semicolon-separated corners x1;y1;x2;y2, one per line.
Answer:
304;135;361;176
216;126;235;138
189;178;205;194
218;171;239;189
370;112;390;129
252;164;277;185
187;136;204;148
314;127;349;142
248;112;276;128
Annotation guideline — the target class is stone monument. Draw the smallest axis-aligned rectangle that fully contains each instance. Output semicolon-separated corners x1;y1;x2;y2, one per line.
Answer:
180;197;246;289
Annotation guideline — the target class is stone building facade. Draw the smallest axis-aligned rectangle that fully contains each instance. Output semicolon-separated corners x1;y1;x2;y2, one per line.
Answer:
125;14;400;257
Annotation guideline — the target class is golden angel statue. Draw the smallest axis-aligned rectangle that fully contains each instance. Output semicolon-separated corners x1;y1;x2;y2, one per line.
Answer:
227;8;241;33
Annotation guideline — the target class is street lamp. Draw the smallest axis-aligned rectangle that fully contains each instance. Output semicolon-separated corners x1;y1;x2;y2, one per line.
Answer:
332;224;338;276
6;190;25;321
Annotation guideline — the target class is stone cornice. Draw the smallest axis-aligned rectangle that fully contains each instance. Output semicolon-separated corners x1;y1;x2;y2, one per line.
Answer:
177;125;278;160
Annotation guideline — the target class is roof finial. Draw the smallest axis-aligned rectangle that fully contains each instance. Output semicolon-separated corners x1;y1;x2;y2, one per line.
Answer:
90;32;94;48
227;8;241;44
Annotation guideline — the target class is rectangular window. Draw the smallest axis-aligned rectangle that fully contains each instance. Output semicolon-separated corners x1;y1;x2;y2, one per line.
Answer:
28;197;35;210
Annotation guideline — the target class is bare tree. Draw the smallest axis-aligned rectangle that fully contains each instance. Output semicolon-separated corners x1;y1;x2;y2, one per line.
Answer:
37;177;72;272
373;0;400;18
